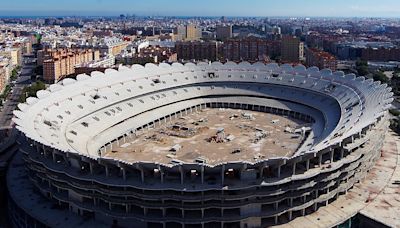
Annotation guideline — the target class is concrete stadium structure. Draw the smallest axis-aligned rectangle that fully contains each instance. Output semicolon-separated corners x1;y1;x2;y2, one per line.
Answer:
8;61;393;228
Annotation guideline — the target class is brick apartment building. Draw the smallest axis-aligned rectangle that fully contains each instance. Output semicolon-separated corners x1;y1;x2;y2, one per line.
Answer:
176;41;220;62
222;38;281;62
41;49;100;83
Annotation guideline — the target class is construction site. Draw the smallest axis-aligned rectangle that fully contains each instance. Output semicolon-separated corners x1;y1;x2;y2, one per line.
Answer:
105;108;308;165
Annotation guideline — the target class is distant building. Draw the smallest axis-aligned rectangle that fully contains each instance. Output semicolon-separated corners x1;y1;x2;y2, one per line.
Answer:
98;40;129;57
223;38;281;62
5;48;23;66
0;57;12;92
175;25;201;41
306;48;337;71
74;56;116;76
0;66;7;93
216;25;232;41
335;41;396;60
281;36;303;63
118;45;176;65
361;47;400;62
176;41;220;61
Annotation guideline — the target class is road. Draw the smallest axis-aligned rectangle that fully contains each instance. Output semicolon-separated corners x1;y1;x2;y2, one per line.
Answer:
0;56;34;130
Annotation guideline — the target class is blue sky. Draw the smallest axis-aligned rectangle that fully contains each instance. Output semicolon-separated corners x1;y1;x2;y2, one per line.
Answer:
1;0;400;17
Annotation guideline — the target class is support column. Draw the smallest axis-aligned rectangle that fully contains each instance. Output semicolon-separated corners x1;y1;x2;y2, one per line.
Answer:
292;162;296;175
319;154;322;167
277;165;281;178
179;166;184;184
201;166;204;184
306;159;310;171
122;168;126;180
105;165;109;177
89;162;93;174
221;165;225;185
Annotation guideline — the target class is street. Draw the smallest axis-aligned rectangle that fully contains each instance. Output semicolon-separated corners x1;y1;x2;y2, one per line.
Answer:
0;56;34;130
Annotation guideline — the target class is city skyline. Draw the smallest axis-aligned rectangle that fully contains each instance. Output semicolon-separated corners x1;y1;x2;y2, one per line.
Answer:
1;0;400;17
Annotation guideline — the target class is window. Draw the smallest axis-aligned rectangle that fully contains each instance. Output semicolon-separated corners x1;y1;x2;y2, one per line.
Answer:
81;122;89;127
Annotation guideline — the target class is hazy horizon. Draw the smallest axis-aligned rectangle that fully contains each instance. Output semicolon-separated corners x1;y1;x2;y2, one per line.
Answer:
1;0;400;18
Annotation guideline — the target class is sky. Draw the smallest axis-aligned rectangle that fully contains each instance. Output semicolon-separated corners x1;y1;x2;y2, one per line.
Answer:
0;0;400;17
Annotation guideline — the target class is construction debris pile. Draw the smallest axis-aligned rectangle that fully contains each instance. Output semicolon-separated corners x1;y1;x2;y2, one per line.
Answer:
160;122;209;138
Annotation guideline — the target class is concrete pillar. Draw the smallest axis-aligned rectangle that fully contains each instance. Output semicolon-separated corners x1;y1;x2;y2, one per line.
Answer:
160;167;164;184
288;211;292;220
122;168;126;180
306;159;310;171
340;149;344;159
292;162;296;175
89;162;93;174
179;166;184;184
105;165;109;177
201;166;204;184
274;202;278;210
330;149;334;162
319;154;322;167
140;167;144;183
125;204;129;213
274;215;278;224
277;165;281;178
221;165;225;185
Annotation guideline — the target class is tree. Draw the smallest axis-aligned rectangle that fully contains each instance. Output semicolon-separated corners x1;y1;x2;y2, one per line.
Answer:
355;60;369;76
357;66;369;76
372;71;389;83
390;117;400;135
19;81;46;103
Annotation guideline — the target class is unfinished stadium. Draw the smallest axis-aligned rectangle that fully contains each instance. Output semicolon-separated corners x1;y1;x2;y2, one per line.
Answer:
8;62;393;228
